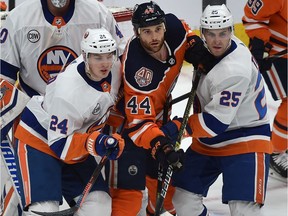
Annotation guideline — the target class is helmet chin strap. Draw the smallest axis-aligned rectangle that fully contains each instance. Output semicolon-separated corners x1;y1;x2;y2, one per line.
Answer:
51;0;67;8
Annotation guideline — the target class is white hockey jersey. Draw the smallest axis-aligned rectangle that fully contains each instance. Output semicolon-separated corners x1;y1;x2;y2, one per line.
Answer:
15;55;122;163
188;36;273;156
0;0;126;97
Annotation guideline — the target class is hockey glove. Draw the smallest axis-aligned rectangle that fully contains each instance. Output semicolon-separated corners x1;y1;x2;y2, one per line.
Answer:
249;37;273;73
151;136;184;171
184;35;215;74
86;132;125;160
160;117;192;144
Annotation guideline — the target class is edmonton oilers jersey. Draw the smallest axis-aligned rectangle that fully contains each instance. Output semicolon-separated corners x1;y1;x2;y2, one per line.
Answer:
122;13;195;149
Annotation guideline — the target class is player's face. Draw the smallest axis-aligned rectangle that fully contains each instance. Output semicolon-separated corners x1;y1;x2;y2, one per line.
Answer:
50;0;68;8
87;52;116;81
47;0;70;16
203;28;232;57
138;23;165;54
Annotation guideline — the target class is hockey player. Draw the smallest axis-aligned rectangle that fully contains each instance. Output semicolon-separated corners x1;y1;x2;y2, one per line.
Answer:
172;4;273;216
242;0;287;179
0;0;126;215
14;28;125;215
0;0;126;98
109;1;213;215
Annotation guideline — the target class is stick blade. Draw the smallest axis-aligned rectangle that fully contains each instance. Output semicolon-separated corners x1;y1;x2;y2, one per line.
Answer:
32;206;77;216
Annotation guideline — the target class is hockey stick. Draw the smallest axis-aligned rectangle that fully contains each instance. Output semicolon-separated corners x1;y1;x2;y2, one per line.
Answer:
32;150;112;216
31;118;127;216
155;88;192;214
155;96;170;215
266;49;287;61
154;68;202;216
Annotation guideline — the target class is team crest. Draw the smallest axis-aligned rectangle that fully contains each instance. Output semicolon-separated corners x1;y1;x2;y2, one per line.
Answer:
37;46;78;83
128;165;138;176
134;67;153;87
92;103;101;115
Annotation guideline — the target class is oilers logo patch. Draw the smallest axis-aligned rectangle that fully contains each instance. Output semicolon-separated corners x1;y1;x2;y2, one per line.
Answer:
37;46;78;83
134;67;153;87
128;165;138;176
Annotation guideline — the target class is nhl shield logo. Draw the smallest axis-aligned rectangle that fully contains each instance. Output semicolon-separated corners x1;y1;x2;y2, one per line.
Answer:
134;67;153;87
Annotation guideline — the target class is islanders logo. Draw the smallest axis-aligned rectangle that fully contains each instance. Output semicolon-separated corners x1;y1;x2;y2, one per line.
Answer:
37;46;78;83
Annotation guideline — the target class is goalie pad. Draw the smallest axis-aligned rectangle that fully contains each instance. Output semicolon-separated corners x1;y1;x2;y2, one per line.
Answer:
0;79;30;130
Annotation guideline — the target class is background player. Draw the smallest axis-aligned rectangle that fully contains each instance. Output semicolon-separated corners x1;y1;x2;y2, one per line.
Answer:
172;4;272;216
14;28;124;215
0;0;126;215
242;0;287;180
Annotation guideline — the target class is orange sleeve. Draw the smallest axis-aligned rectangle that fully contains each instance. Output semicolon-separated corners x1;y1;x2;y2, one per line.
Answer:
242;0;284;42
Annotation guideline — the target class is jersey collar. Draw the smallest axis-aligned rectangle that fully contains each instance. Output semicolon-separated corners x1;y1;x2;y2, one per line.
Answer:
41;0;75;26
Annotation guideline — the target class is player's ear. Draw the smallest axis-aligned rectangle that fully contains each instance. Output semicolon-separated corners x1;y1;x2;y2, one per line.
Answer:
82;51;87;61
133;27;139;37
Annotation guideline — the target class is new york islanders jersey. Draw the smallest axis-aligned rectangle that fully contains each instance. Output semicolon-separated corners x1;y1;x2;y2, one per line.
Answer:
122;14;195;149
242;0;287;58
0;0;126;97
188;36;273;156
15;55;122;163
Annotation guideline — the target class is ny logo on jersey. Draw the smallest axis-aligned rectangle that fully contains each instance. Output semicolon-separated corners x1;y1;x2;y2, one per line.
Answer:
134;67;153;87
38;46;78;83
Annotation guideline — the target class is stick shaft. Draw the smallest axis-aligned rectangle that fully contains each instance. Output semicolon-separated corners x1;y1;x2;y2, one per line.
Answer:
154;68;202;216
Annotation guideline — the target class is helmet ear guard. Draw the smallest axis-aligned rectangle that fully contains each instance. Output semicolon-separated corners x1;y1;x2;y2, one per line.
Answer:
131;1;166;32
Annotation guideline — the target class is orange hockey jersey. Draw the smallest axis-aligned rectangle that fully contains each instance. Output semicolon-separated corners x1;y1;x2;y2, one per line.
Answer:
122;14;195;149
242;0;287;58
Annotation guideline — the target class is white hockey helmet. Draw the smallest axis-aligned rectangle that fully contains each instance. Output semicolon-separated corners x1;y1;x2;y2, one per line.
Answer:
200;4;233;31
81;28;117;56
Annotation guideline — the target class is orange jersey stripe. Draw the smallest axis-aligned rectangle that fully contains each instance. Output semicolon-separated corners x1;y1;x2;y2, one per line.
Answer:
254;152;266;204
15;124;58;159
243;0;287;56
188;114;214;138
17;141;31;207
191;138;273;156
3;186;15;213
